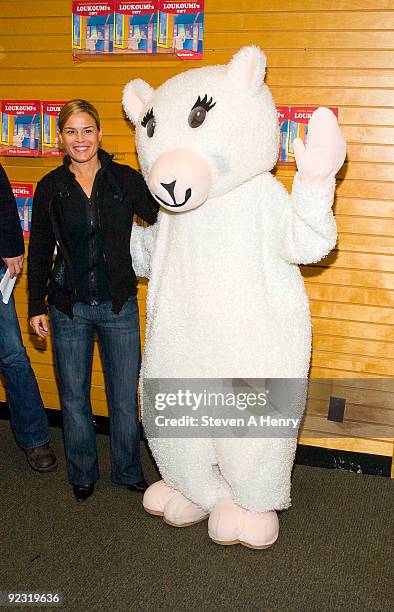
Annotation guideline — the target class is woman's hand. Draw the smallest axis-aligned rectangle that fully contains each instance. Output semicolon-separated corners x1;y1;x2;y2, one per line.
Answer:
30;314;49;339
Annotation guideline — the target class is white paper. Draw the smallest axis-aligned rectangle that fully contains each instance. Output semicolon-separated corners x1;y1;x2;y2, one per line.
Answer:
0;268;17;304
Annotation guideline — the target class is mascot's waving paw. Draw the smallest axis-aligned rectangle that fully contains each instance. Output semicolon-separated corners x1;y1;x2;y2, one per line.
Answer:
208;500;279;550
293;107;346;185
143;480;208;527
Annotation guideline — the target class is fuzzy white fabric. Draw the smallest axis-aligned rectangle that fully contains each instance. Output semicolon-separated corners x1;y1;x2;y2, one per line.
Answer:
126;47;338;512
130;223;157;278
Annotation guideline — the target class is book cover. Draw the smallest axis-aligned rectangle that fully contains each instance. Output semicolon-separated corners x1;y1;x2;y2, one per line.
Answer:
42;102;66;157
157;0;204;59
0;100;41;157
114;1;158;54
11;182;34;237
72;1;115;56
276;106;291;163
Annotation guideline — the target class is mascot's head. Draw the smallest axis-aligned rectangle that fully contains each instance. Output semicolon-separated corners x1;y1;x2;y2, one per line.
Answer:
123;46;279;212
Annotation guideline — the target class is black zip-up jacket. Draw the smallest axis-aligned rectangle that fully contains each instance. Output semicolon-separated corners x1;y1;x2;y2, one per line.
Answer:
0;163;24;259
27;149;158;319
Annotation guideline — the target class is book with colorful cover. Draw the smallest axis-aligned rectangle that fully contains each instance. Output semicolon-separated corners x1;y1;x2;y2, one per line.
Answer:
114;1;158;53
276;106;291;163
42;101;66;157
72;1;114;57
0;100;41;157
157;0;204;59
12;183;34;237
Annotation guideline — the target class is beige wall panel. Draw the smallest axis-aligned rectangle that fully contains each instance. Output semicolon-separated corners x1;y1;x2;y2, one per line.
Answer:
312;336;394;360
311;318;393;343
305;399;394;426
210;1;394;11
302;413;393;441
206;12;394;30
306;284;394;308
336;234;393;255
312;353;393;376
4;50;394;70
4;68;394;91
303;267;394;290
298;435;393;458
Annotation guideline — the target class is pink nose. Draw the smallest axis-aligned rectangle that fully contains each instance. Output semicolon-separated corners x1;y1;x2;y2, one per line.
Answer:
148;148;212;212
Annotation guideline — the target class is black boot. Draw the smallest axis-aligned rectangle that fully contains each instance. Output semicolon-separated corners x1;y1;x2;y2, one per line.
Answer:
127;479;148;493
73;484;94;502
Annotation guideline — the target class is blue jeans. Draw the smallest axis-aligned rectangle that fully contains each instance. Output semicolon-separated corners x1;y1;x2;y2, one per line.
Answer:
49;298;143;486
0;265;50;449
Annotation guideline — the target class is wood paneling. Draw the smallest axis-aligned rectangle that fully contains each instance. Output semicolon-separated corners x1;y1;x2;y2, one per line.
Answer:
0;1;393;459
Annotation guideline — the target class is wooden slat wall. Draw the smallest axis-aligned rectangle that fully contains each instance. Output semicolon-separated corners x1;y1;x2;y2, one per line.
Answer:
0;0;393;462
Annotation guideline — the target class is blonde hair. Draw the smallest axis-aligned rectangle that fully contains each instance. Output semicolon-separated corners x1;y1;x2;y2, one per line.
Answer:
58;99;101;132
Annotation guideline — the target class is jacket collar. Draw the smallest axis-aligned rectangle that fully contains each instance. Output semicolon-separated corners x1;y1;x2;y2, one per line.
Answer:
62;148;114;176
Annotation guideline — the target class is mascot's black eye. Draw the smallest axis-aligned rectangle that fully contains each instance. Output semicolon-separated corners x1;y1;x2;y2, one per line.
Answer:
188;95;216;129
188;107;207;128
146;117;156;137
141;108;156;137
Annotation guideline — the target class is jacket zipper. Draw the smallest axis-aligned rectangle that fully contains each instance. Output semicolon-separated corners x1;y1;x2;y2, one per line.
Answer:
87;171;102;305
95;187;110;298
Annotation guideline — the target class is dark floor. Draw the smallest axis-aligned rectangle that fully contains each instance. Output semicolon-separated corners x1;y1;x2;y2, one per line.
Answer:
0;421;392;612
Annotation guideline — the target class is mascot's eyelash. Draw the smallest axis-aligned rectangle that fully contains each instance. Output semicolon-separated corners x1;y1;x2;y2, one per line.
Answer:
192;95;216;112
141;108;154;127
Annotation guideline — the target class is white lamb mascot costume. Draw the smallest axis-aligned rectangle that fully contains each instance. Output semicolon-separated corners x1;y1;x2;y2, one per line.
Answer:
124;46;346;549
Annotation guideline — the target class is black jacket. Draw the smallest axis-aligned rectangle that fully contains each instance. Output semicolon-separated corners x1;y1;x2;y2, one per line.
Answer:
0;163;24;259
27;150;158;318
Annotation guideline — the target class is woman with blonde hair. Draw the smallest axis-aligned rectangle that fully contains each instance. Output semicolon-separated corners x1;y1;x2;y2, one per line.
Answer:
28;99;158;502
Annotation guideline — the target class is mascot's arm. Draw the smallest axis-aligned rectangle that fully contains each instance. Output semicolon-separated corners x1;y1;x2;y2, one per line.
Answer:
280;107;346;264
282;173;337;264
130;222;157;278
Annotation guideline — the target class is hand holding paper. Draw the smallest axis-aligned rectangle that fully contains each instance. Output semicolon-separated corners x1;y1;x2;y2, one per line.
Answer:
0;268;16;305
3;254;23;278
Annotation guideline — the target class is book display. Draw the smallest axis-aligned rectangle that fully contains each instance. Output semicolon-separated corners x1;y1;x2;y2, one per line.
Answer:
0;100;67;158
72;0;204;60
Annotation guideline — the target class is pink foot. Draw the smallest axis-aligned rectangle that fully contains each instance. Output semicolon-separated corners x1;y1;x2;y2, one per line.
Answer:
208;499;279;549
143;480;178;516
163;491;209;528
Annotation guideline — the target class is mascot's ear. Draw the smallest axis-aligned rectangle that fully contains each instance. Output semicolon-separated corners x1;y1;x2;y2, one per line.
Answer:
227;46;267;96
122;78;154;125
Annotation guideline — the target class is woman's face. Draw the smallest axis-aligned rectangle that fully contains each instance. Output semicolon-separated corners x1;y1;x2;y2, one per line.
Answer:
59;111;102;165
